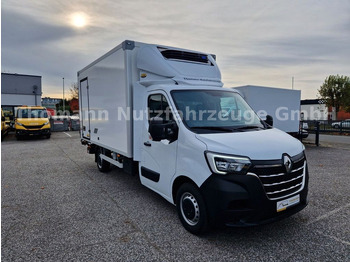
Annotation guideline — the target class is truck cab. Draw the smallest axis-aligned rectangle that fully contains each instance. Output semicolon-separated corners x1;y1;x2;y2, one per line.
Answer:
139;85;308;233
15;106;51;139
78;41;308;234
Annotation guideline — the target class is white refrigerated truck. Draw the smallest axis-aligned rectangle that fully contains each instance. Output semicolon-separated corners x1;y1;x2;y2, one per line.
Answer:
78;40;308;234
233;85;301;135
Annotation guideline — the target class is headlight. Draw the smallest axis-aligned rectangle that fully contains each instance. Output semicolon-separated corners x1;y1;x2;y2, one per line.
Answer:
44;121;49;125
205;151;251;175
16;122;24;126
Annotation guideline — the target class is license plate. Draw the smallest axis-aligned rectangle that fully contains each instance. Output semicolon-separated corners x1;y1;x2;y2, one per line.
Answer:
277;195;300;212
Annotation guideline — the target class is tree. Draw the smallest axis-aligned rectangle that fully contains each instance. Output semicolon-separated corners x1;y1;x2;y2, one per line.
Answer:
318;75;350;114
70;82;79;100
56;99;70;115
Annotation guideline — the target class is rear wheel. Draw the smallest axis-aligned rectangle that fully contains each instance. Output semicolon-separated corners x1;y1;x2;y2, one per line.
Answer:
96;147;110;172
176;183;208;234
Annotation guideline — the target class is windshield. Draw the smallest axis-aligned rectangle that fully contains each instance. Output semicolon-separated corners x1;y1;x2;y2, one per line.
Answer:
17;109;48;118
171;90;264;133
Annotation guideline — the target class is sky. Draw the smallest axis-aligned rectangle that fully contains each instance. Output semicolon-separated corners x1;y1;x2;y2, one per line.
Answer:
1;0;350;99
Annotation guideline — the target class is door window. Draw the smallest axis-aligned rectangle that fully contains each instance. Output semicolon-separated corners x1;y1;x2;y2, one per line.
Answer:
148;94;174;123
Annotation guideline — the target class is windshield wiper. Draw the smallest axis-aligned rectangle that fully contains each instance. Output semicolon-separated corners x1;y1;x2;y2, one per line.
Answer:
190;126;236;132
236;125;264;130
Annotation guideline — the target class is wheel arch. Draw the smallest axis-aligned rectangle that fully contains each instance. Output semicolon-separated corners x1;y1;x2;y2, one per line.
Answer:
172;176;198;204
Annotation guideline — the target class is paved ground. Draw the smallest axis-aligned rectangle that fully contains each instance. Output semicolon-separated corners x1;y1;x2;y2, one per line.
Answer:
304;133;350;150
305;133;350;144
2;131;350;261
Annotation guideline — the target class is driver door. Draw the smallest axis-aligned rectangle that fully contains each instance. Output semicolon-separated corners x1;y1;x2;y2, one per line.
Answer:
140;92;178;200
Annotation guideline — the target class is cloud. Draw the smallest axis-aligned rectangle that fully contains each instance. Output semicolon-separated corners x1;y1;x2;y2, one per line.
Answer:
1;8;76;47
2;0;350;99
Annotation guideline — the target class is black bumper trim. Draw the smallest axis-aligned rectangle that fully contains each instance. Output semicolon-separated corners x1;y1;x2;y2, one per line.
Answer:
16;128;51;136
200;167;309;227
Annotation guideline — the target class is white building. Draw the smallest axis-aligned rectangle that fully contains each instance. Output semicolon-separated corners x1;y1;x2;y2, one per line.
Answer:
300;99;329;121
42;97;62;109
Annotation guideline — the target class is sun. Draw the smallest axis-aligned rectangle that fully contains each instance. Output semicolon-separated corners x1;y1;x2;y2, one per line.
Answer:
71;12;88;28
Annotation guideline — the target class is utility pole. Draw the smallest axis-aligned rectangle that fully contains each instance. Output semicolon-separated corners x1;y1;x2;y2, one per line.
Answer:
63;77;65;115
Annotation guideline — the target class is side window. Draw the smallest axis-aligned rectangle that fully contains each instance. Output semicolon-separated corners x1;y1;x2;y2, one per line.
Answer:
148;94;174;123
149;94;162;119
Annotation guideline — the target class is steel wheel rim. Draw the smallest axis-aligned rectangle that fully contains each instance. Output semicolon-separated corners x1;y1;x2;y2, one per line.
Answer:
180;192;200;226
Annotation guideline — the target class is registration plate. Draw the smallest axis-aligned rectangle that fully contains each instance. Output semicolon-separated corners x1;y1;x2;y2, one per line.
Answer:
276;195;300;212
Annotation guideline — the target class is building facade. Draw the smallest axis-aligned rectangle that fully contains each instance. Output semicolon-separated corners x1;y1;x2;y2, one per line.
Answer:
300;99;329;121
42;97;62;109
1;73;42;120
2;73;42;106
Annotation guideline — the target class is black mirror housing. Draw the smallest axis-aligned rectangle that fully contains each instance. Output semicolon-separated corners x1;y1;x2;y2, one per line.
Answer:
149;117;178;142
265;115;273;127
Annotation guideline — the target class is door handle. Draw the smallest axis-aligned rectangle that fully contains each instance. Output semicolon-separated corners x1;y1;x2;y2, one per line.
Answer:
144;141;151;147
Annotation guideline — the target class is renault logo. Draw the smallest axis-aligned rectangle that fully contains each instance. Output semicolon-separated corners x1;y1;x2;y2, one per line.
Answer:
283;155;292;173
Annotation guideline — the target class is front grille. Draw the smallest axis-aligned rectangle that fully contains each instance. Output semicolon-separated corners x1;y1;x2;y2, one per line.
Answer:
249;153;305;200
23;124;44;129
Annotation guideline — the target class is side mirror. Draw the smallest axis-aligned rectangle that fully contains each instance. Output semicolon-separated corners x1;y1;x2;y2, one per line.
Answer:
1;116;5;122
265;115;273;127
149;117;178;142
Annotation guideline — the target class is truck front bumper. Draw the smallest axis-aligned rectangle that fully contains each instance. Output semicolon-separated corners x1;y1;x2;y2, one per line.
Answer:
16;128;51;136
200;167;309;227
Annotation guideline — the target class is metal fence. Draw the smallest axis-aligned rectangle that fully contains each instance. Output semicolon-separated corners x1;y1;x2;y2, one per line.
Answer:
301;120;350;134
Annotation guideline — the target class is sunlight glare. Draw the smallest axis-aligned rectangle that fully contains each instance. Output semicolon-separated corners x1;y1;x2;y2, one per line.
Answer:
71;12;88;28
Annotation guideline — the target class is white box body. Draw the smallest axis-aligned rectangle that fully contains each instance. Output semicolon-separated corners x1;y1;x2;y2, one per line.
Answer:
233;85;301;133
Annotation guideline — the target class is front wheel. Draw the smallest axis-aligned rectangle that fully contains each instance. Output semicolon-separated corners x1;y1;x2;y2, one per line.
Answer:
176;183;208;234
96;147;110;172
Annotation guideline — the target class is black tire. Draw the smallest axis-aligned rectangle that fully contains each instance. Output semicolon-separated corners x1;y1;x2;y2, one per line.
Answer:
176;183;208;234
334;124;339;129
96;147;110;172
46;134;51;139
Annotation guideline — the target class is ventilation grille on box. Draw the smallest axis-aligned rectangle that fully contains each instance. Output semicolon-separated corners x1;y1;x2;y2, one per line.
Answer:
158;47;213;65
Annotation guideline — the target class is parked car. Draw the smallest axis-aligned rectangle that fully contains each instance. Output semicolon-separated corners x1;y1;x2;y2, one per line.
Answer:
302;122;309;129
300;129;309;139
332;119;350;129
1;109;10;139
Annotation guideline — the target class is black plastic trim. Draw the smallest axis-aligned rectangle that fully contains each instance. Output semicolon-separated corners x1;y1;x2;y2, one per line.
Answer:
141;167;160;182
199;166;309;226
159;49;211;65
122;40;135;50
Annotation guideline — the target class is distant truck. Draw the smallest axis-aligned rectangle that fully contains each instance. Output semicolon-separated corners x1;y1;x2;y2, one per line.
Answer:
78;40;308;234
233;85;301;136
15;106;51;139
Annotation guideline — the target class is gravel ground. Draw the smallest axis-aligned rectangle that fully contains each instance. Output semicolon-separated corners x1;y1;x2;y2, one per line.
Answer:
2;131;350;261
